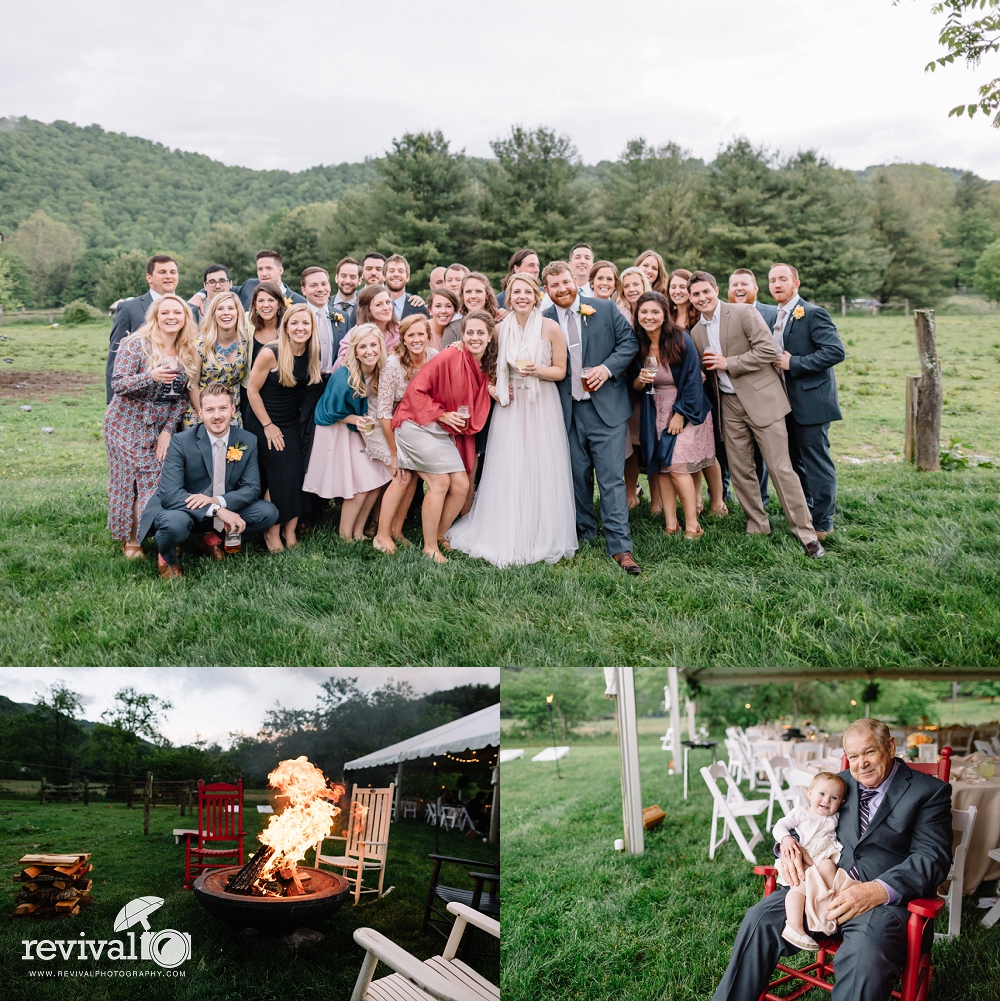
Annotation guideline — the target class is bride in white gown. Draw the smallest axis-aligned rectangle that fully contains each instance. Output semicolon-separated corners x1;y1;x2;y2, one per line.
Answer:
446;274;578;567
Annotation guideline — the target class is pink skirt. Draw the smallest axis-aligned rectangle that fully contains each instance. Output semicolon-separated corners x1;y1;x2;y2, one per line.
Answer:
303;422;391;500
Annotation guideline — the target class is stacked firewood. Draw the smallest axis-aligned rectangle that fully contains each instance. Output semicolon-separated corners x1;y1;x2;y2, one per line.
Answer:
13;854;94;917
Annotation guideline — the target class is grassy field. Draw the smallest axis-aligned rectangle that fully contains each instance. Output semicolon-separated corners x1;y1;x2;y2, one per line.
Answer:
1;313;999;666
0;799;496;1001
499;740;1000;1001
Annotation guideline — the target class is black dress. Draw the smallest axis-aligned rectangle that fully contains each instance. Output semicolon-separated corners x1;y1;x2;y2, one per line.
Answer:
245;344;318;524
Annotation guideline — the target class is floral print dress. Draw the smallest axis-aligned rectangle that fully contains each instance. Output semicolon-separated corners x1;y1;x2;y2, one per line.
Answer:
182;336;249;429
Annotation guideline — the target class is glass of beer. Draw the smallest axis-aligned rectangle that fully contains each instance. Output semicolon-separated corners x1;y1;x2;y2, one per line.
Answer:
456;405;470;429
224;528;242;554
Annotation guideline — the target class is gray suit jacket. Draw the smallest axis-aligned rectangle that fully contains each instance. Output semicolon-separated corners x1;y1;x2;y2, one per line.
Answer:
138;424;262;542
544;296;638;432
106;291;154;403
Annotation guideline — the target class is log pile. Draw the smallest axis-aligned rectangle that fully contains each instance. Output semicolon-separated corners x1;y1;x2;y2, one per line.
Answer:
13;854;94;917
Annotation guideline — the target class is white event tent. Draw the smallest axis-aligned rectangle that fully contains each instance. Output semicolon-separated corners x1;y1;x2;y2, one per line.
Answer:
344;703;501;843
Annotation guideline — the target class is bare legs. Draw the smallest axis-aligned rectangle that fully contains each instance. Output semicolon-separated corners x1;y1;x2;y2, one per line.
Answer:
704;460;728;514
459;455;478;516
658;472;701;537
420;470;469;561
784;858;838;940
374;471;418;553
340;489;380;541
626;454;662;512
262;489;287;551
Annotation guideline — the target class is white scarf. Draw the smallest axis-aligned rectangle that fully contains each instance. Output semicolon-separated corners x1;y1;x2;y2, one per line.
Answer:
496;308;543;406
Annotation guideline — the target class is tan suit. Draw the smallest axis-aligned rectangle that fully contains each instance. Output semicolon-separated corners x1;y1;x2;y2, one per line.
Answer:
692;302;816;545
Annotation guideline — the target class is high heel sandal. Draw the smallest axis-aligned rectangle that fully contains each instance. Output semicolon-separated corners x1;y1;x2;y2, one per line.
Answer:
685;525;704;540
122;544;143;559
372;538;396;554
664;524;681;536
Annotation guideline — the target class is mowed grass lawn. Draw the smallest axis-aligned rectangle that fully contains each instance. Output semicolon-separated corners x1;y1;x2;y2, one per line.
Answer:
499;740;1000;1001
0;311;998;666
0;797;496;1001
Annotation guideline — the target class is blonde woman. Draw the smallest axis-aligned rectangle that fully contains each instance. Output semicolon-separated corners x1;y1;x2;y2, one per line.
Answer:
104;294;200;557
304;323;392;540
635;249;669;295
184;291;250;428
616;267;651;321
373;314;439;553
245;302;323;550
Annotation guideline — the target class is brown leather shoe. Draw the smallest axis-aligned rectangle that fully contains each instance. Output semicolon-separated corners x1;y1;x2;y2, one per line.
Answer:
197;533;225;560
158;560;183;579
803;540;826;559
816;530;834;541
613;551;642;575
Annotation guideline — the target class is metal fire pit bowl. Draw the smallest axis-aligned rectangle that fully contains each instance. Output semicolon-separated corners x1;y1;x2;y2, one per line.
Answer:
193;866;351;933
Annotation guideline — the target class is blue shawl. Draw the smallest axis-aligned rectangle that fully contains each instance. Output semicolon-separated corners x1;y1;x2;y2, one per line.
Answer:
314;365;367;429
631;331;711;473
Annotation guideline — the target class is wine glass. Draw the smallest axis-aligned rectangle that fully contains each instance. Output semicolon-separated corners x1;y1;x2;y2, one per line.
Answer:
165;360;184;398
643;356;659;395
358;415;376;436
515;356;532;390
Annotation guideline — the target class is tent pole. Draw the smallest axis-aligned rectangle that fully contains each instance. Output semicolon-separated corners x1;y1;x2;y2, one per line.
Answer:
668;668;683;778
489;765;499;844
614;668;645;855
393;762;403;822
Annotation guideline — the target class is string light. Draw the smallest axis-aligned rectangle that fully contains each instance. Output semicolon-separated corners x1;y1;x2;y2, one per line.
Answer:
443;751;483;764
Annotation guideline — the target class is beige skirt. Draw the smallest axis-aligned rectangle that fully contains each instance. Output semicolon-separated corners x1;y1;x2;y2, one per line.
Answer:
394;420;464;474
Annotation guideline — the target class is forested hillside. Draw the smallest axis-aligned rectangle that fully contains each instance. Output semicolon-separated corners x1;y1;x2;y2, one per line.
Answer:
1;116;999;309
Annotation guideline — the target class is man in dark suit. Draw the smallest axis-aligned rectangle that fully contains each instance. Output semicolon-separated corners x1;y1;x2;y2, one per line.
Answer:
232;250;306;310
332;256;361;330
384;254;429;321
768;263;845;539
137;383;279;579
543;261;641;574
105;254;180;404
186;264;232;327
711;718;952;1001
301;266;351;376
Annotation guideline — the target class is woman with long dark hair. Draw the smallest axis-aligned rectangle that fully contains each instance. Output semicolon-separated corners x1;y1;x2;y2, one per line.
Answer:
629;291;714;538
391;310;497;562
441;273;502;346
427;288;458;350
334;284;400;367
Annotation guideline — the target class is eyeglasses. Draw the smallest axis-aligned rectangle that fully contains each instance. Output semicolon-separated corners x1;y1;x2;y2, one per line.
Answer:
206;278;231;287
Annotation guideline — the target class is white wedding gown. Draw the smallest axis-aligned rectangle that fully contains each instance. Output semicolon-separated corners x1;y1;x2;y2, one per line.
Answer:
446;340;578;567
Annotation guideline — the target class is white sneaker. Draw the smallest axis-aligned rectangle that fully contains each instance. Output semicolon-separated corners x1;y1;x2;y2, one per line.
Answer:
782;924;820;952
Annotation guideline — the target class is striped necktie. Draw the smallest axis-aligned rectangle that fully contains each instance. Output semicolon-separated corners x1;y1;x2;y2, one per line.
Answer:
848;787;878;879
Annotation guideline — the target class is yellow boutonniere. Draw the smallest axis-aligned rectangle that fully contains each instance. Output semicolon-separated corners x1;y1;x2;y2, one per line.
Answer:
284;297;293;307
332;312;345;324
579;304;596;324
226;443;247;463
793;305;805;320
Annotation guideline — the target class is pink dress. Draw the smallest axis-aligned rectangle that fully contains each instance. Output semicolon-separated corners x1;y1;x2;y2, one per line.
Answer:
652;362;715;474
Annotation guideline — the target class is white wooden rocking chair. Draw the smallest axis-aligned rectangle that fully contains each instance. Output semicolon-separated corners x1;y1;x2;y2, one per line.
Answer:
315;783;394;905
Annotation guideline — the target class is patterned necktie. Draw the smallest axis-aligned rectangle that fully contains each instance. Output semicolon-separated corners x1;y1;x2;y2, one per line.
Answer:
848;787;878;880
212;439;226;532
566;309;585;401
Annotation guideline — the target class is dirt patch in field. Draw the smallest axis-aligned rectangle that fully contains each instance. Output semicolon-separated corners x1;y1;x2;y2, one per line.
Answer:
0;370;101;403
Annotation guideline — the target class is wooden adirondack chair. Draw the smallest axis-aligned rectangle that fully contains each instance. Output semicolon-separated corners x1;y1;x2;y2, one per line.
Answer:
182;779;244;889
315;783;394;904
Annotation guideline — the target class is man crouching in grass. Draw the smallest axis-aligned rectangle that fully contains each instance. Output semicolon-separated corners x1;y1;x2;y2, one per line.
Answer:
136;382;279;578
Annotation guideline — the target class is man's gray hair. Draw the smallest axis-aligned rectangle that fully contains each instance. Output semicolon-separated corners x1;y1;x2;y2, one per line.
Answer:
843;717;892;749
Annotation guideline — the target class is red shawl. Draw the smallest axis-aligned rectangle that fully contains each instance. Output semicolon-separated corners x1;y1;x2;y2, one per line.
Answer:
392;345;491;474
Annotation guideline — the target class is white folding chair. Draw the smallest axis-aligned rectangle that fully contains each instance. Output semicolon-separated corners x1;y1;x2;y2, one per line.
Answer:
724;737;747;785
402;800;419;820
700;763;769;863
942;728;973;755
973;740;994;756
439;806;459;831
748;740;783;791
982;849;1000;929
792;743;825;764
760;756;796;830
784;767;814;811
936;805;978;939
992;737;1000;757
425;802;438;826
660;726;673;752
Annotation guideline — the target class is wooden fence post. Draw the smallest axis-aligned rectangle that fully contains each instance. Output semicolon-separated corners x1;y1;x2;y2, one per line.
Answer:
904;298;910;318
143;772;153;835
913;310;942;471
840;295;846;317
83;776;89;807
127;778;133;809
187;781;193;816
904;375;920;464
40;776;46;806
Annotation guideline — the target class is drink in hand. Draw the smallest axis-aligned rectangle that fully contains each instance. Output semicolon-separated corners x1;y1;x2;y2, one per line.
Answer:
359;415;376;435
224;528;242;553
644;356;658;395
456;405;470;429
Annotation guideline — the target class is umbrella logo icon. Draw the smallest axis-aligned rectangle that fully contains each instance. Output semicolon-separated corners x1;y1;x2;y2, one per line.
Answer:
113;896;191;968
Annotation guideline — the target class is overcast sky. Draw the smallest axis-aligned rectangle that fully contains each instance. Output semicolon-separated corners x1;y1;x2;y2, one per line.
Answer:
0;668;498;746
1;1;998;178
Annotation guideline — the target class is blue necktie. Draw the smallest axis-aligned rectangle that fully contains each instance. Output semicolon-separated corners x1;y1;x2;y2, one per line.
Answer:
849;788;878;880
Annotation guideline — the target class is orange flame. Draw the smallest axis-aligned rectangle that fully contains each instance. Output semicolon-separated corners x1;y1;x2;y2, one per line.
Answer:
257;756;340;882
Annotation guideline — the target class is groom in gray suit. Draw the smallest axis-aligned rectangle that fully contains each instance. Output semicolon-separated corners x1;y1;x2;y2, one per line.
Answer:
711;718;952;1001
543;261;641;574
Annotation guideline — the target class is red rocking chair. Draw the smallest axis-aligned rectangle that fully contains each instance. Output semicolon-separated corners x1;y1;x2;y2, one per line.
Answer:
183;779;245;889
753;748;952;1001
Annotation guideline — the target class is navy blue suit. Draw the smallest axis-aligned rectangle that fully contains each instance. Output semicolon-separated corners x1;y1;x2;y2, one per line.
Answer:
544;296;639;557
233;278;306;310
106;291;154;403
395;295;429;322
137;424;278;561
768;298;845;532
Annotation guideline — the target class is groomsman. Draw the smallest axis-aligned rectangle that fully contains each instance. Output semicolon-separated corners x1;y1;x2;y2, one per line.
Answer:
186;264;232;326
569;243;595;297
688;271;824;558
301;266;350;376
444;263;469;297
543;261;641;575
768;263;845;539
105;254;179;403
233;250;306;309
429;267;447;290
384;255;429;320
137;383;279;578
332;257;361;330
361;252;387;287
496;249;541;309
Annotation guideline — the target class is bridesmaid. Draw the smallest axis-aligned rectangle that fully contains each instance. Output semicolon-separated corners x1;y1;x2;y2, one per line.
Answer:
334;284;399;367
184;291;249;427
630;291;714;538
588;261;621;303
427;288;459;350
635;249;669;295
243;281;286;425
617;267;655;510
372;314;438;553
104;294;199;559
304;323;392;540
245;303;323;551
441;273;502;346
391;310;496;562
667;267;728;517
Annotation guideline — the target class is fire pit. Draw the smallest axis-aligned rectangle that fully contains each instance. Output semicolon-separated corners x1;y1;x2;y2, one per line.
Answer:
193;866;350;933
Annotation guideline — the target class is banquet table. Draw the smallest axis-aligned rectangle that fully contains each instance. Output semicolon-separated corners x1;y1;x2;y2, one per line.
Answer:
948;763;1000;891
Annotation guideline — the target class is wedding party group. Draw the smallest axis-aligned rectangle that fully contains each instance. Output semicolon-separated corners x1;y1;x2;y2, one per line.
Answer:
102;242;845;578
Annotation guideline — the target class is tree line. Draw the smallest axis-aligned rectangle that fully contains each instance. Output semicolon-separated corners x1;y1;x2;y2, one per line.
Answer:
1;118;1000;311
0;679;498;799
